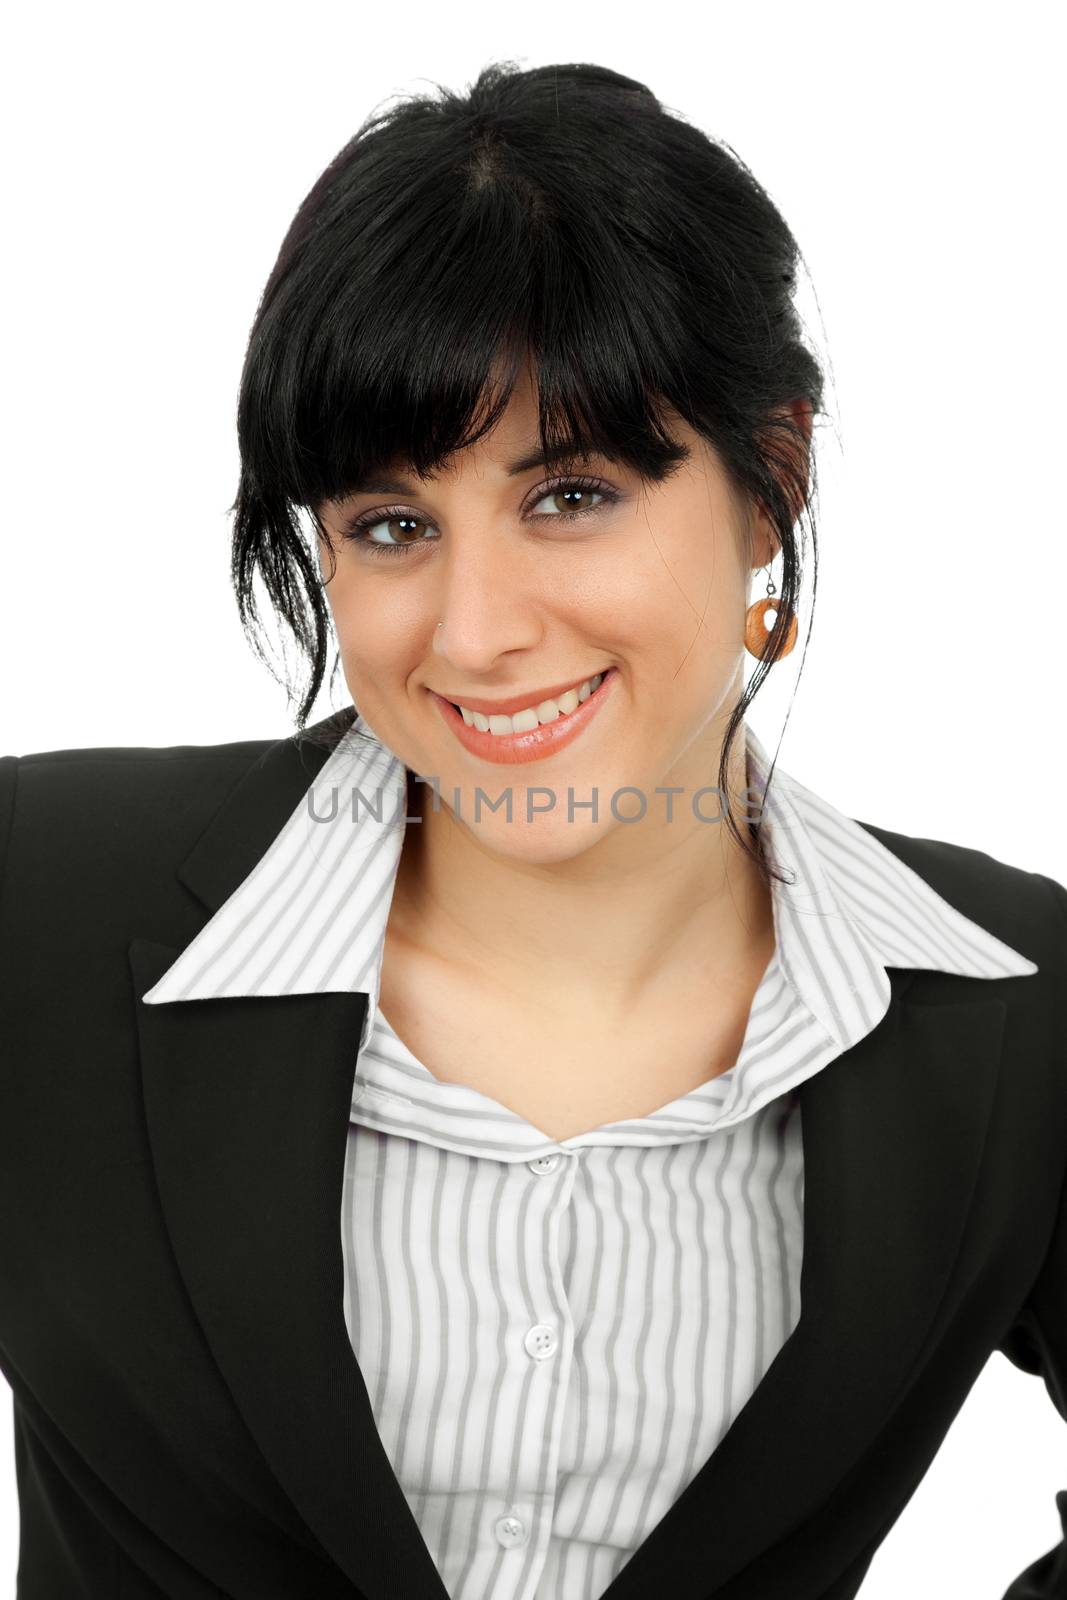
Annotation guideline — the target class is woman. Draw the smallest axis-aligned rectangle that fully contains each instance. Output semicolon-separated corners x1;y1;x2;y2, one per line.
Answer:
0;59;1063;1600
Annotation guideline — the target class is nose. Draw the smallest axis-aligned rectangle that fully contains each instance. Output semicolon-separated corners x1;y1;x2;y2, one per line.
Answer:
431;528;544;670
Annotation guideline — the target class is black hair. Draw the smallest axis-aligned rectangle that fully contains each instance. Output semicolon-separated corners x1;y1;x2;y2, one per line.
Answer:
229;59;825;887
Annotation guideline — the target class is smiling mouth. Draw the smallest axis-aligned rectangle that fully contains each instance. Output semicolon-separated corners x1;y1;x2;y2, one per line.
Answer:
446;669;613;730
430;664;618;764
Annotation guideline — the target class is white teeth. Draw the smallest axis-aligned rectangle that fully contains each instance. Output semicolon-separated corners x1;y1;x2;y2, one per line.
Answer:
457;672;605;735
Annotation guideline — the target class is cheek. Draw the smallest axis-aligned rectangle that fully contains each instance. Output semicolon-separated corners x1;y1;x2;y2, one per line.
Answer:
327;598;360;662
329;583;422;680
628;559;744;655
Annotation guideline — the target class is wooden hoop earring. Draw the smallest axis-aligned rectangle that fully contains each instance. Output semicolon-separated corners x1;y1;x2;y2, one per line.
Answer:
744;569;798;661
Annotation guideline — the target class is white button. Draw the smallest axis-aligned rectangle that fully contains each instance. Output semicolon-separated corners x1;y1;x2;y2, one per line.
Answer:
527;1154;560;1174
494;1511;528;1548
524;1323;558;1360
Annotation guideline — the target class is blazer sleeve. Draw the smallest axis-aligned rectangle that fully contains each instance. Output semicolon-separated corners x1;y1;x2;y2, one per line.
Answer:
997;1165;1067;1598
996;872;1067;1600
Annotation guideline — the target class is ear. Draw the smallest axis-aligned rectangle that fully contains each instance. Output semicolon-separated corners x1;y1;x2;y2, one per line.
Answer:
751;397;814;564
779;397;813;520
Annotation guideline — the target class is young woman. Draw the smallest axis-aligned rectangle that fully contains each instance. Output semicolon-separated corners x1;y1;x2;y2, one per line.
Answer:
1;59;1064;1600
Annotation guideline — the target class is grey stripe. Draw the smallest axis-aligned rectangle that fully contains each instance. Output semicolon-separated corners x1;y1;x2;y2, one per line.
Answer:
680;1140;713;1489
409;1144;450;1525
629;1139;684;1541
600;1146;658;1547
435;1154;480;1561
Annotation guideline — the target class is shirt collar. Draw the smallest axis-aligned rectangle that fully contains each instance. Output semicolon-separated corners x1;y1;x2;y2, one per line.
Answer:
743;730;1038;1044
142;715;1037;1087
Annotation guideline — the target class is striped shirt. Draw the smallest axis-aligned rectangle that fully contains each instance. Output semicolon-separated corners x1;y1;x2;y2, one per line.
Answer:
142;718;1037;1600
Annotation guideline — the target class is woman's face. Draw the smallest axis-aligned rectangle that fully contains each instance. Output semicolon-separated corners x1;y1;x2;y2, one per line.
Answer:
316;363;783;866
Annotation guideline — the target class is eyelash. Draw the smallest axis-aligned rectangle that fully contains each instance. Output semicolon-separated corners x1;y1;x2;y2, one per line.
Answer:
338;474;619;559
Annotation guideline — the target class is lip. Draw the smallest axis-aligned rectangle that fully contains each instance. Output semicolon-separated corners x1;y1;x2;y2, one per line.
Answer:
428;672;610;718
428;666;618;766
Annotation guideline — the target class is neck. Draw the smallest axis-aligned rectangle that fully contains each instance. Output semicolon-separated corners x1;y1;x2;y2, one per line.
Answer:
387;718;776;1024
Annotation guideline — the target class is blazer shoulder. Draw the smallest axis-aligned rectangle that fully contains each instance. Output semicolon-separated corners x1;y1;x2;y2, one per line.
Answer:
4;732;274;832
12;731;275;772
0;734;279;917
3;702;356;803
0;709;355;920
854;817;1067;977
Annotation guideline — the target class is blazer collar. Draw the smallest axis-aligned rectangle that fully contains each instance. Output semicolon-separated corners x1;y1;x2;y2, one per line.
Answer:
173;712;353;918
127;712;1039;1597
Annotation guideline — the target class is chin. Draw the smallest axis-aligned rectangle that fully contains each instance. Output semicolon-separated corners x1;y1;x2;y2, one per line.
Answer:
460;810;615;866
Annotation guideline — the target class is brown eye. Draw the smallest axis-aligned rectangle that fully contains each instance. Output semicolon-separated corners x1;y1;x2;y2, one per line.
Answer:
341;510;437;558
534;486;604;516
527;476;618;523
365;515;427;547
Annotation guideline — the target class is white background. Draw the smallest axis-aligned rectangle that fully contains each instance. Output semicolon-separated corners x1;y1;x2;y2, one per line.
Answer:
1;2;1064;1595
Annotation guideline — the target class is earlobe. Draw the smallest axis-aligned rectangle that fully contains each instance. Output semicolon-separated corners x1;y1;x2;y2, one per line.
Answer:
748;518;780;573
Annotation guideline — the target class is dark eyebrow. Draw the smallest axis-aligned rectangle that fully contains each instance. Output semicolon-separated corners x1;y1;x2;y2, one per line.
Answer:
346;444;614;498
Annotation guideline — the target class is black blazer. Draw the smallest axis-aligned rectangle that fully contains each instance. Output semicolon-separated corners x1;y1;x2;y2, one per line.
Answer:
1;719;1065;1600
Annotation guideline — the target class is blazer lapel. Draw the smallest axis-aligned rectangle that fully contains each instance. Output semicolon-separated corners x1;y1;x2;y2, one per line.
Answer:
601;980;1007;1599
129;940;451;1599
128;723;1009;1600
129;722;450;1598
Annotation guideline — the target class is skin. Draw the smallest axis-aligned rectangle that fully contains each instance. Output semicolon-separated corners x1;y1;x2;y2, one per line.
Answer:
315;361;811;1069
